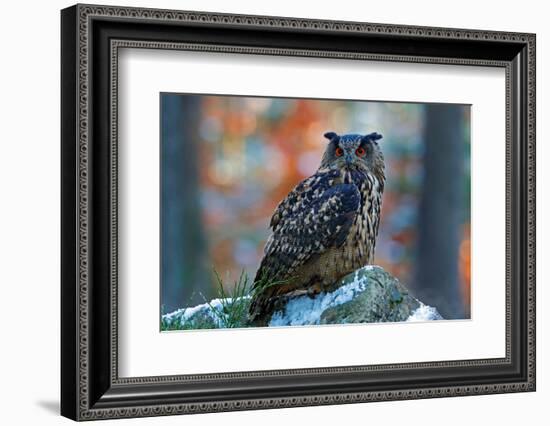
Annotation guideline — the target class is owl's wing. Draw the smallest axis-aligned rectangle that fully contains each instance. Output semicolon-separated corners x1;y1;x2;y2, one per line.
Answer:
253;170;360;288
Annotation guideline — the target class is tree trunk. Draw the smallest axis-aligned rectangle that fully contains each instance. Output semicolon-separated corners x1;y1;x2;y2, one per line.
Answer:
161;95;212;312
414;104;466;319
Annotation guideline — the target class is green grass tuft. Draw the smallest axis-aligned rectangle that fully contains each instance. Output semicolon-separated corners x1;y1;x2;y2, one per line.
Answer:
161;269;289;330
205;269;252;328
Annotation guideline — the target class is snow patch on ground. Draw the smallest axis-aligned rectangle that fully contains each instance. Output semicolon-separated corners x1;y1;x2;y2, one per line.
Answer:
406;303;443;322
269;266;375;327
163;298;242;328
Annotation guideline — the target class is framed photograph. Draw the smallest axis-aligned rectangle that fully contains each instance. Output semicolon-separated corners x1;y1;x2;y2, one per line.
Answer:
61;3;536;421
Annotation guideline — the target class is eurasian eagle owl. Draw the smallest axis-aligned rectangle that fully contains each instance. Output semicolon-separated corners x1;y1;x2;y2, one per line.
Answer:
249;131;385;323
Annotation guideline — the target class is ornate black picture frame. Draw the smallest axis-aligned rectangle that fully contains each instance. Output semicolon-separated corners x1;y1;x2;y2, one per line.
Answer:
61;3;536;421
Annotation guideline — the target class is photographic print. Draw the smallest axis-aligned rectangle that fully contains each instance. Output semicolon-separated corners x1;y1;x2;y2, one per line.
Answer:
160;94;471;331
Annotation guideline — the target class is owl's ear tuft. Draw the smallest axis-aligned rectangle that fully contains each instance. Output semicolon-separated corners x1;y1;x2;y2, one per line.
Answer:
324;131;339;142
362;132;383;143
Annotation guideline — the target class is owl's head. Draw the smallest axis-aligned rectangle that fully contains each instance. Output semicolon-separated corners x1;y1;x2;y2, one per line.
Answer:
320;131;385;177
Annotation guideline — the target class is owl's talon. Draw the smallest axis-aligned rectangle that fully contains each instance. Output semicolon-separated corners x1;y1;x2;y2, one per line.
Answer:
307;284;323;298
286;289;309;299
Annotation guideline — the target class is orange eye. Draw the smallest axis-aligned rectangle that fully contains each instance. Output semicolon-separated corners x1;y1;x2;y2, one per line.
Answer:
335;147;344;157
356;147;366;157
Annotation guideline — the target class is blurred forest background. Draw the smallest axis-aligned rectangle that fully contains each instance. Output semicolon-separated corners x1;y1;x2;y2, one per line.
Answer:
161;94;471;320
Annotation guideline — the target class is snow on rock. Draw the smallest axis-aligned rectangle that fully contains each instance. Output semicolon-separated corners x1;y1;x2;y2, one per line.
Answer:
269;265;444;326
406;303;443;322
269;267;374;326
162;297;250;329
163;299;226;328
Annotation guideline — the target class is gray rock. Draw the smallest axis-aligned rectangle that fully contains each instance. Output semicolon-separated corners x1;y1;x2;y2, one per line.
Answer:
320;266;421;324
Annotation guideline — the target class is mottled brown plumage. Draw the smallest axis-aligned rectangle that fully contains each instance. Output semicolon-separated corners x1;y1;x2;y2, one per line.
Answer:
249;132;385;323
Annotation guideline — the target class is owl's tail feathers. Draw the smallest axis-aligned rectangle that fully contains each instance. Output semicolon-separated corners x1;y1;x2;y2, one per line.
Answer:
248;294;270;326
248;270;277;326
248;269;293;326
